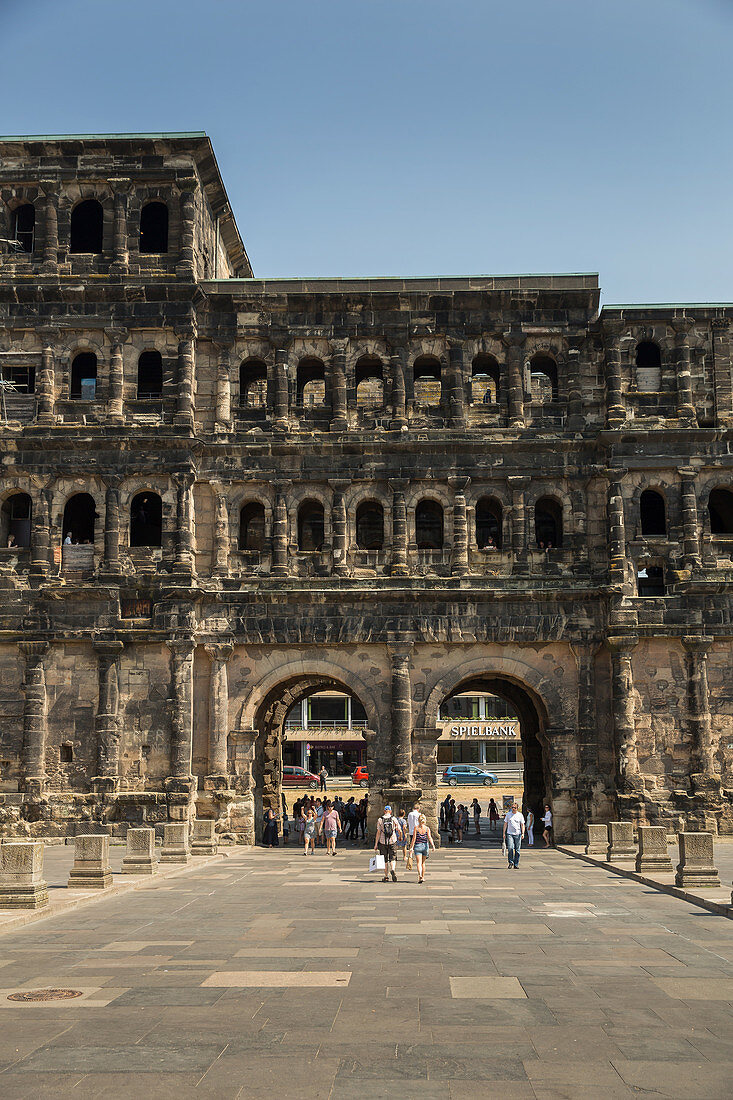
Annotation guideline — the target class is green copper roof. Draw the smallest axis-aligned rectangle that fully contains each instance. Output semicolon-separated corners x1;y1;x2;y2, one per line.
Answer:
0;131;207;141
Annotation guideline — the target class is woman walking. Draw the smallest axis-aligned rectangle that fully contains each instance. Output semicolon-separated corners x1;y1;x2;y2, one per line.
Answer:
396;807;409;863
409;813;436;883
262;807;279;847
322;800;342;856
526;807;535;846
488;798;499;834
303;807;317;856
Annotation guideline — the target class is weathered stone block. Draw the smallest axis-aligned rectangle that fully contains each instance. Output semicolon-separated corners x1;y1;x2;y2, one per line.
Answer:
160;822;190;864
120;827;158;875
191;818;217;855
0;840;49;908
585;824;608;855
675;831;720;888
606;821;636;862
636;826;673;874
68;833;113;888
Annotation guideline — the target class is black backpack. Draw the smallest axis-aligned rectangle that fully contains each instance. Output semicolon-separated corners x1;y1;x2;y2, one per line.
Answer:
382;816;395;842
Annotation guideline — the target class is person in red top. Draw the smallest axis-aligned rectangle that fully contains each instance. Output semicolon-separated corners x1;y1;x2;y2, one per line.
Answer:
322;800;342;856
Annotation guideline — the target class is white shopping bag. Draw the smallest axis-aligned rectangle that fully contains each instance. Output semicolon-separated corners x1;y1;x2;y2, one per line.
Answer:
369;853;386;873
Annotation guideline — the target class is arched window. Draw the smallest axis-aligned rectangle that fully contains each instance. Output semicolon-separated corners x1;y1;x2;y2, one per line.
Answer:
637;564;665;597
62;493;96;544
130;492;162;547
70;353;97;399
355;356;384;409
471;354;499;404
239;502;266;551
13;204;35;253
356;501;384;550
530;355;558;403
413;356;442;406
297;358;326;407
415;499;443;550
1;492;32;548
139;202;168;253
476;497;502;549
709;488;733;535
239;359;267;408
635;341;662;391
535;497;563;548
640;490;666;537
137;350;163;399
298;500;325;551
70;199;103;253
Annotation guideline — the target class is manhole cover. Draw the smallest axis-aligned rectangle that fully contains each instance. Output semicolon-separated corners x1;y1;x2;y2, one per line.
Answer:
7;988;83;1002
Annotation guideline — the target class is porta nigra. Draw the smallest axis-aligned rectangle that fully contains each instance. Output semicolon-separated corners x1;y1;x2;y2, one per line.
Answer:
0;132;732;844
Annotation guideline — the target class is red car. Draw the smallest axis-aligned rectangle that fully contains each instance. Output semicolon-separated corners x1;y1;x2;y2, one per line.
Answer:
352;766;369;787
282;765;319;789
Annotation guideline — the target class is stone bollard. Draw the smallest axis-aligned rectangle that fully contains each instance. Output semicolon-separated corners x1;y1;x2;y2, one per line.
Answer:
120;827;158;875
606;821;636;862
68;834;113;889
160;823;191;864
635;826;673;875
585;824;608;856
191;819;217;856
0;841;49;909
675;832;720;889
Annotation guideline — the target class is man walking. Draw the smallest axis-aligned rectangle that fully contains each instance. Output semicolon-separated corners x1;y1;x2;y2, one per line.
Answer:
502;801;525;870
374;804;400;882
319;765;328;792
407;802;420;846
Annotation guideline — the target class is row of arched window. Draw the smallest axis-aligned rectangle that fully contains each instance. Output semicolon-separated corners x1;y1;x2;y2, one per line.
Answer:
9;200;168;255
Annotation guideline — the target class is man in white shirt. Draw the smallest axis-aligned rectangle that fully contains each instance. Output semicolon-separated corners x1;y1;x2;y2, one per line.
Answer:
407;803;421;841
502;802;525;870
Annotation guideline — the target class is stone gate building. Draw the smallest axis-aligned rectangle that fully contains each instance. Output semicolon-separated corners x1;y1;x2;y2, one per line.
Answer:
0;131;731;843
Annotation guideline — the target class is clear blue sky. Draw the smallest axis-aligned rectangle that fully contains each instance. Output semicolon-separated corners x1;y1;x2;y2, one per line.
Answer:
3;0;732;304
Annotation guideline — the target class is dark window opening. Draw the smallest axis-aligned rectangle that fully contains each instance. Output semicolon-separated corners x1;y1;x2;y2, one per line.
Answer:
415;499;444;550
530;355;558;403
137;350;163;399
1;492;32;548
535;497;563;548
709;488;733;535
239;502;266;551
60;744;73;763
0;363;35;393
355;356;384;409
637;564;665;597
62;493;97;545
298;500;325;551
297;358;326;407
139;201;168;253
239;359;267;408
471;354;499;404
13;203;35;253
640;489;666;537
70;353;97;399
413;356;442;406
70;199;103;253
635;341;662;391
476;497;502;549
130;492;162;547
356;501;384;550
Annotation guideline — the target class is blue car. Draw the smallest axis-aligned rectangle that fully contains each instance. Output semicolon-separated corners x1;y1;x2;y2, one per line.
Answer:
442;765;498;787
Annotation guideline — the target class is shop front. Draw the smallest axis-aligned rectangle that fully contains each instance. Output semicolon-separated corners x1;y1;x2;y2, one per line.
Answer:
282;691;367;777
436;692;522;778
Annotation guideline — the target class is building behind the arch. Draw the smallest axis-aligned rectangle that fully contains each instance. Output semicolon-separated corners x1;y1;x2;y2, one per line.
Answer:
0;132;732;843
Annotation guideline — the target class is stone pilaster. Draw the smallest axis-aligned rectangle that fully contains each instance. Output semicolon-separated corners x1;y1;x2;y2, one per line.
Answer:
389;344;407;429
271;481;290;576
508;475;528;557
93;640;124;781
212;485;230;577
389;479;409;575
329;339;348;431
176;178;197;277
604;323;625;428
329;480;349;575
679;468;701;569
711;319;732;424
30;485;52;578
20;642;49;793
449;476;469;576
36;345;55;424
173;470;195;574
205;643;233;778
174;333;195;428
101;479;121;575
214;343;232;432
272;342;290;431
607;636;640;793
673;319;696;424
167;638;196;779
504;332;525;428
388;642;413;785
566;335;585;431
107;335;125;422
682;636;717;789
40;182;58;272
110;182;129;272
447;341;465;427
607;477;627;587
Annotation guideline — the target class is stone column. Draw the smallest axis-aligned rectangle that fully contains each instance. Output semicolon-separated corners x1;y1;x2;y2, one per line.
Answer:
214;343;232;432
608;636;640;791
329;480;349;575
30;486;52;577
205;643;233;778
107;337;125;422
604;323;625;428
504;332;526;428
711;319;732;424
93;641;124;780
508;475;528;556
212;485;230;577
272;344;290;431
20;642;49;792
174;470;195;574
679;468;701;569
683;636;716;786
36;345;55;424
608;477;627;587
102;479;121;574
566;336;585;431
447;341;465;427
110;183;129;272
389;343;407;429
167;638;195;779
175;333;195;428
329;339;348;431
177;178;197;276
389;479;409;576
271;481;290;576
389;643;413;785
673;319;697;424
450;476;469;576
40;183;58;272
